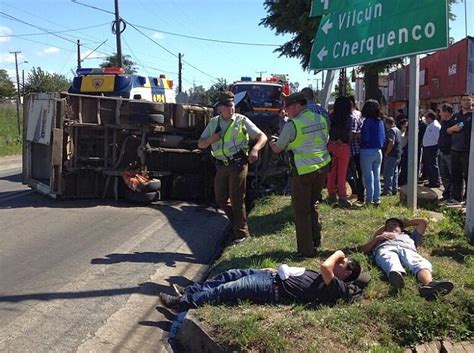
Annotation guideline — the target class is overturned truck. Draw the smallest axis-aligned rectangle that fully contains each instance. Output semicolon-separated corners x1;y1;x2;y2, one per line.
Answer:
22;92;289;203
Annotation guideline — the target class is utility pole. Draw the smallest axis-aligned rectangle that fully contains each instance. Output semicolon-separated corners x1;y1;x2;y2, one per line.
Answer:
22;69;25;96
77;39;81;70
114;0;123;67
10;51;21;135
178;53;183;93
256;70;266;79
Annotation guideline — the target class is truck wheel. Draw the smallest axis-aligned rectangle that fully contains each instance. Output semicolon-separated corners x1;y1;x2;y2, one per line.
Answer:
130;102;164;114
149;114;165;124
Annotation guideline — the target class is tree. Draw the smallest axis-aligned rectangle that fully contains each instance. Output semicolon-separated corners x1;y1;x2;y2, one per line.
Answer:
0;69;16;100
23;67;70;94
260;0;458;102
206;78;228;105
187;85;210;106
100;53;137;74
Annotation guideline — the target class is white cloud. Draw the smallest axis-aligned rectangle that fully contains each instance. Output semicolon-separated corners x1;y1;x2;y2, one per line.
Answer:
0;26;12;44
0;53;25;64
152;32;165;40
36;47;60;56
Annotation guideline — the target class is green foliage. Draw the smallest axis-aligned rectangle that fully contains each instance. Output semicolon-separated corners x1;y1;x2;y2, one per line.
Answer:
23;67;70;94
206;78;228;105
0;69;17;99
186;85;210;106
0;103;22;156
260;0;320;70
198;195;473;351
100;53;137;74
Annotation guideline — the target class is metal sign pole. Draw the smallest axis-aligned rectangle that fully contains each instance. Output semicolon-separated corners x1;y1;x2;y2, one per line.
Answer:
321;70;335;109
465;104;474;242
407;55;419;210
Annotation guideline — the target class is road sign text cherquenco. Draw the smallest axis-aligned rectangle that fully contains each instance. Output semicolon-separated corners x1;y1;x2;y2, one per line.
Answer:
310;0;448;70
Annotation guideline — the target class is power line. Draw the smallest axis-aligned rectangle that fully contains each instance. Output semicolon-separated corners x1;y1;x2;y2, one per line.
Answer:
130;23;280;47
125;21;218;83
70;0;114;15
0;11;113;58
0;23;110;38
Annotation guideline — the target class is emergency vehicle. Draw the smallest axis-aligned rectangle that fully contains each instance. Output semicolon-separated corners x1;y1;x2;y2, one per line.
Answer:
69;67;176;103
230;74;291;113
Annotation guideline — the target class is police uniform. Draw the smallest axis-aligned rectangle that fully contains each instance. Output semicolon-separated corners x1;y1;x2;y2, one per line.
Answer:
200;92;264;240
276;93;331;256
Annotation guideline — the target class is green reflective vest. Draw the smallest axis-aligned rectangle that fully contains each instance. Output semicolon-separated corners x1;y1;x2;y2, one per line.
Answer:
286;109;331;175
211;114;249;160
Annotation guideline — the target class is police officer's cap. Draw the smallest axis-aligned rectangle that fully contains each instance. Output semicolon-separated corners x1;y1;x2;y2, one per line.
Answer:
284;92;307;107
216;91;235;106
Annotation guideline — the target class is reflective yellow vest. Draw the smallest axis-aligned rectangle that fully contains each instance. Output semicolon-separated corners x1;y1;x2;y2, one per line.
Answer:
286;109;330;175
211;114;249;160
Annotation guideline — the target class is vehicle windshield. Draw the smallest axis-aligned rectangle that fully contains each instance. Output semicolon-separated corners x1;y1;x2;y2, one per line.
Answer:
232;84;282;108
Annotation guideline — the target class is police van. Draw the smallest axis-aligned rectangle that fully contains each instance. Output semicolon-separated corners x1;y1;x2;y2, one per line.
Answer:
69;67;176;103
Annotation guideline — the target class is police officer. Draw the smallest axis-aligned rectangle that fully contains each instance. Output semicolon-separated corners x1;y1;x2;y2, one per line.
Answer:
270;92;331;257
198;91;267;243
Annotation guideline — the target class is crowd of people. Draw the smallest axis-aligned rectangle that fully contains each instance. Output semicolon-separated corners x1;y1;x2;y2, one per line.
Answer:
157;89;466;313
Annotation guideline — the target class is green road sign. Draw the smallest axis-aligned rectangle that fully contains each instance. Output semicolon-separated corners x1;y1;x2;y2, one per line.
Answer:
310;0;361;17
310;0;448;70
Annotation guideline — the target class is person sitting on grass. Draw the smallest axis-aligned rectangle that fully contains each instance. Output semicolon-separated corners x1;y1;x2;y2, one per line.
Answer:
159;250;370;313
362;217;454;299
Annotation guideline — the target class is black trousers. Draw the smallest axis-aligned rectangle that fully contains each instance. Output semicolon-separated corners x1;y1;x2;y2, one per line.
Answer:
451;150;469;201
348;154;365;202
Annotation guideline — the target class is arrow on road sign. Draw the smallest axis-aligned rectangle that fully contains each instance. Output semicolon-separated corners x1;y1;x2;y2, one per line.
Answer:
321;19;333;35
317;47;328;61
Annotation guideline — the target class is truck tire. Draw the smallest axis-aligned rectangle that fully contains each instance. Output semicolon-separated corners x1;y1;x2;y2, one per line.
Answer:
149;114;165;124
130;101;164;114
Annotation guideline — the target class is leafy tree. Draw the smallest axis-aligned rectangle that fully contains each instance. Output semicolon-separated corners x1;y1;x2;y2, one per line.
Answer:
100;53;137;74
206;78;228;105
0;69;16;99
187;85;210;106
261;0;458;102
23;67;70;94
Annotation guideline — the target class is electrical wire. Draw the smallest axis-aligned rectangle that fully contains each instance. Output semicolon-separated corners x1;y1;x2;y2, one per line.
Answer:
0;23;110;38
129;23;280;47
125;20;218;83
70;0;114;15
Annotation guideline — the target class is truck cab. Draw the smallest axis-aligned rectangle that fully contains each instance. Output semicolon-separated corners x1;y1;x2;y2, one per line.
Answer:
69;67;176;103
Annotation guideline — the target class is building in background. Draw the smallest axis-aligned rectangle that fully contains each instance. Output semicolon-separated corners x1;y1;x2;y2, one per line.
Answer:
387;36;474;115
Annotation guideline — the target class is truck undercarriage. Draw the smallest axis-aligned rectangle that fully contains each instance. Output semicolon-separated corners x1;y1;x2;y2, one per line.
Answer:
23;93;289;203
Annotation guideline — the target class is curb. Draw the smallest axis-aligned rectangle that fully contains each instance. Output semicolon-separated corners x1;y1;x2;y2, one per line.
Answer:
405;339;474;352
176;313;230;353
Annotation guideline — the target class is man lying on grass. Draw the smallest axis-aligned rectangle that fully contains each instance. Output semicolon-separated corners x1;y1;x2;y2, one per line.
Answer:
159;250;370;313
362;217;454;299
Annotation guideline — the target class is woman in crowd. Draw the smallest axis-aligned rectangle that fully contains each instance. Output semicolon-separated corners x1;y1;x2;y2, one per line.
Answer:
326;96;353;207
360;100;385;206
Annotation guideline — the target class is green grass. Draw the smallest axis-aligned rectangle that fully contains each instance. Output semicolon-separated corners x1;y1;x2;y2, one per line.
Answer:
0;103;23;156
195;195;474;351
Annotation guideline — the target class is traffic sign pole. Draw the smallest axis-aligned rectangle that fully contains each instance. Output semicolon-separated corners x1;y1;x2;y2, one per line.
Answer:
407;55;419;210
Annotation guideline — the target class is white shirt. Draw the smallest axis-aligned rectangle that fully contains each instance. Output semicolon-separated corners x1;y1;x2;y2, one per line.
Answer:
422;120;441;147
277;264;306;280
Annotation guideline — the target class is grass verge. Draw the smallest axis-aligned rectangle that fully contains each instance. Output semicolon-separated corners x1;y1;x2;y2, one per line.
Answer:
194;195;473;351
0;103;22;156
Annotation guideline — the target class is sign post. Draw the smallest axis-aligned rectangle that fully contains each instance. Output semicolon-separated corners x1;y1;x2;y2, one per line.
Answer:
407;55;420;210
309;0;448;212
310;0;448;70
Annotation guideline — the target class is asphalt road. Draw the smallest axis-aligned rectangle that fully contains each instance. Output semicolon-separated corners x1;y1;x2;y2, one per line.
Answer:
0;165;228;352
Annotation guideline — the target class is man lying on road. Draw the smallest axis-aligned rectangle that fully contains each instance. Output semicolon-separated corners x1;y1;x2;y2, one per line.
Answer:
159;250;370;313
362;217;454;299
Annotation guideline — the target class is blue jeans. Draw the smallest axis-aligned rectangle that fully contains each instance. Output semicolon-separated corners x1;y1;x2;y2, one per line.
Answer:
180;269;275;308
383;156;400;195
360;148;382;203
374;245;432;276
422;145;440;186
